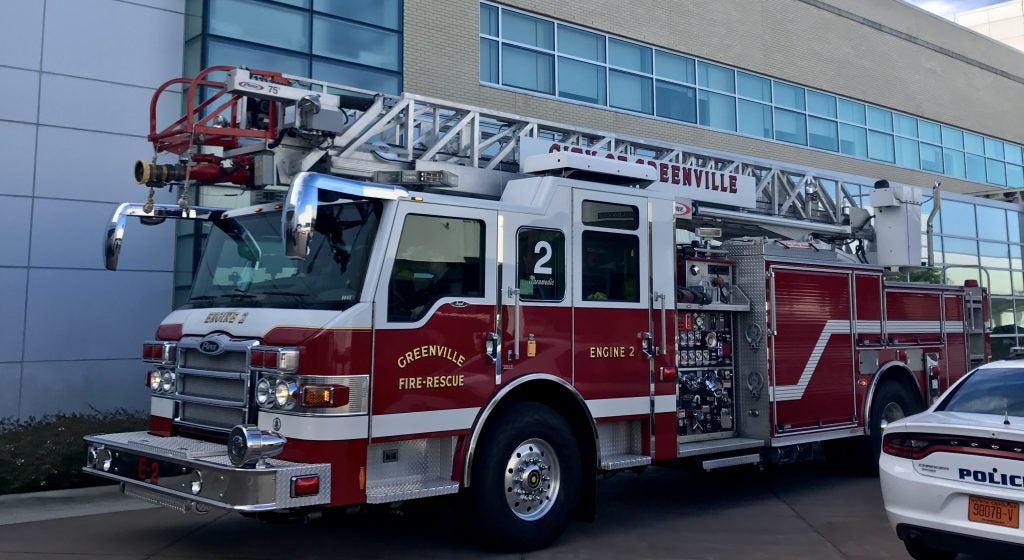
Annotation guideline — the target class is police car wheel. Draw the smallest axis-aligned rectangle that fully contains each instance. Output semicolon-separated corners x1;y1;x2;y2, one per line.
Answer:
904;538;957;560
469;402;581;551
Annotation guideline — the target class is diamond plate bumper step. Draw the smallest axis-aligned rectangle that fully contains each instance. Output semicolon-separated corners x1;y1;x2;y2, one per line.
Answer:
600;453;652;471
364;478;460;504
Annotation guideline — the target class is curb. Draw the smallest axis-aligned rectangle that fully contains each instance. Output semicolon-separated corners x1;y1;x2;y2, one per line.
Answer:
0;484;157;526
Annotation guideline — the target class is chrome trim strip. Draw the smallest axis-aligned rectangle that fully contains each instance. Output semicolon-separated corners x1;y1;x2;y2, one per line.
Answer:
173;394;246;408
174;367;248;380
463;374;597;488
258;412;369;441
770;426;865;447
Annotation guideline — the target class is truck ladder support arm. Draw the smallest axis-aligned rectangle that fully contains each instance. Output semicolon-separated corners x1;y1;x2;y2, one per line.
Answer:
104;203;225;271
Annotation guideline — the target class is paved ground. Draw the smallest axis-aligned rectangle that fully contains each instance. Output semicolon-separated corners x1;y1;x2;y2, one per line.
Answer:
0;461;943;559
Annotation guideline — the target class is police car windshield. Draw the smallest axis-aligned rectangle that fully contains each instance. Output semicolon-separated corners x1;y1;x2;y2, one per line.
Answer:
938;367;1024;417
184;200;381;310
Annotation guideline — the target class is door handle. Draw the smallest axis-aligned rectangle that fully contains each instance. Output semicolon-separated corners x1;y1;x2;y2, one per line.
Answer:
641;331;654;360
485;332;499;364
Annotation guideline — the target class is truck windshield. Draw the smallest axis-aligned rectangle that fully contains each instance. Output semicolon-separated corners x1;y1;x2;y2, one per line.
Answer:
184;199;381;310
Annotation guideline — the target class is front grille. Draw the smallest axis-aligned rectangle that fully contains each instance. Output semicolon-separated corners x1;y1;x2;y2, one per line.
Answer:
174;336;256;433
180;402;246;431
180;375;245;402
181;349;248;372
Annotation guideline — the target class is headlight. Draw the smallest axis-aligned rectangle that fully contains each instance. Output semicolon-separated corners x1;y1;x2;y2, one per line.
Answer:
274;381;297;409
160;370;175;393
255;378;273;407
148;371;161;391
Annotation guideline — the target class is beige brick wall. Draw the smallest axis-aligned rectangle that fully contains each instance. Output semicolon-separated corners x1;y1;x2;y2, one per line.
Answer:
403;0;1024;195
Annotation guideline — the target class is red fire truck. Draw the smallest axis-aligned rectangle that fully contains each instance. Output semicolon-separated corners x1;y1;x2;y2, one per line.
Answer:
84;67;989;550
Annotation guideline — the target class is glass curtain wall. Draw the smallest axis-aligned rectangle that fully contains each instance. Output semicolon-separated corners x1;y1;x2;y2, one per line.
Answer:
479;2;1024;189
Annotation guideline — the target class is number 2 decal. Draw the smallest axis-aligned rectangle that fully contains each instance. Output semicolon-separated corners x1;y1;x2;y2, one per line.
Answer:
534;241;553;275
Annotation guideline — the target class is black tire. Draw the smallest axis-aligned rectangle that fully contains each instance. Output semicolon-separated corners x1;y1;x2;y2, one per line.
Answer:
468;402;582;551
868;381;922;471
904;538;958;560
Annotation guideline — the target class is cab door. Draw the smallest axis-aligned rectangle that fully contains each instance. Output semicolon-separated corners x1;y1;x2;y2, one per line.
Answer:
571;189;652;415
370;202;498;436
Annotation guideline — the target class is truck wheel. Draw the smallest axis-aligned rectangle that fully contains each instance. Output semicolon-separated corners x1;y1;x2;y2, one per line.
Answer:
868;381;921;469
468;402;581;551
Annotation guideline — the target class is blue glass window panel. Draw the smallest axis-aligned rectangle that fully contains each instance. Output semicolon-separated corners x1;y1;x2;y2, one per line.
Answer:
697;90;736;131
504;11;553;49
737;99;772;139
942;237;979;265
207;37;308;75
774;82;805;111
966;153;986;182
480;3;498;35
557;26;605;62
737;72;771;102
277;0;310;7
1006;144;1024;165
941;126;963;150
987;159;1007;186
964;132;985;155
942;201;977;237
655;51;694;83
919;120;941;144
656;81;696;123
866;107;893;132
986;137;1005;158
314;0;401;30
774;108;806;145
920;143;943;173
210;0;310;52
1010;212;1022;243
977;206;1009;241
558;57;605;104
313;59;400;93
697;62;734;93
868;131;895;163
838;99;865;125
502;45;554;94
807;91;836;118
943;149;966;178
609;39;651;73
609;70;652;114
481;38;499;83
1008;164;1024;188
895;137;919;168
893;114;917;137
313;16;401;71
807;116;838;151
839;124;867;158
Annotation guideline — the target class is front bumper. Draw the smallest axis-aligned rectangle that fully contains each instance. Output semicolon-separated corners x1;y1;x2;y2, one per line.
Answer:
83;431;330;513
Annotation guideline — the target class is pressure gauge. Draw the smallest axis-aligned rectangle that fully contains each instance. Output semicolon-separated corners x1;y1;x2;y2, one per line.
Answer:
705;331;718;349
694;314;706;330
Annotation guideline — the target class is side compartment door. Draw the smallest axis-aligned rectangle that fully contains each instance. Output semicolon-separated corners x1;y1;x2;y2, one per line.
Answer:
770;266;856;433
370;202;498;438
572;190;652;418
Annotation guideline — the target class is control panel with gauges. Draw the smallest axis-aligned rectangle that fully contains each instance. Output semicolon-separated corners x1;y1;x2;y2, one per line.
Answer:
676;257;743;441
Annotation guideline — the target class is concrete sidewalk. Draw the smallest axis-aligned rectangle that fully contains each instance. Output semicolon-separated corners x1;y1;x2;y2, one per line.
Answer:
0;484;156;526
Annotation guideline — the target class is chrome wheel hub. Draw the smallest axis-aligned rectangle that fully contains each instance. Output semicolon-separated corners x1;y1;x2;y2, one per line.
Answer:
504;438;560;521
879;401;906;429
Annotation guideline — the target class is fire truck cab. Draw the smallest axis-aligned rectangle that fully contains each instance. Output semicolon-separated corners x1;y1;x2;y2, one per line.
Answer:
84;67;988;550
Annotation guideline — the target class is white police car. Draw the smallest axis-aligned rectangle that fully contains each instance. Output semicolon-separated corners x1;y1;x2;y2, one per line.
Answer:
880;357;1024;559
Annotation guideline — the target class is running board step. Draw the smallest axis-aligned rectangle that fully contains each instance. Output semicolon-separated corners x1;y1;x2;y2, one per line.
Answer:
678;437;764;458
702;453;762;471
364;479;460;504
600;454;652;471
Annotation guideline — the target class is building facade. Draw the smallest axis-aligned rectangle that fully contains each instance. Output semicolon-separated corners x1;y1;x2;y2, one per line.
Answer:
954;0;1024;52
3;0;1024;420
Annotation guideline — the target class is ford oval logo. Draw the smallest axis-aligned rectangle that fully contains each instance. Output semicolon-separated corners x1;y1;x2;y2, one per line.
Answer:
199;340;222;354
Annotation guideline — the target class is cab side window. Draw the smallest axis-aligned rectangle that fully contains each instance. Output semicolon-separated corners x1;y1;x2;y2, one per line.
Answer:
388;215;484;322
581;231;639;302
518;228;565;301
